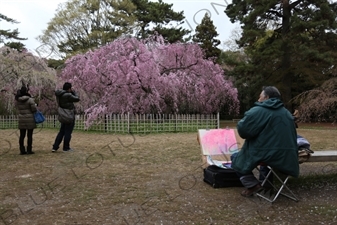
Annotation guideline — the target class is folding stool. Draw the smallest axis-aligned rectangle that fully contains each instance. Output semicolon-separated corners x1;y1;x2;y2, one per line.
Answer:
256;165;299;203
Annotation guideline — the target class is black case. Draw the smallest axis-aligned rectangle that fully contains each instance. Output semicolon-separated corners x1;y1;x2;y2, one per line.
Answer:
203;165;243;188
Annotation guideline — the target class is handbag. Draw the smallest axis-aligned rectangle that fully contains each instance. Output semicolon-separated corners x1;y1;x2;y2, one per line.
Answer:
34;110;45;124
57;107;75;124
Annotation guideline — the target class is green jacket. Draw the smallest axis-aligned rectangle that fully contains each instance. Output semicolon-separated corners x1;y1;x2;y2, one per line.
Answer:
232;98;299;178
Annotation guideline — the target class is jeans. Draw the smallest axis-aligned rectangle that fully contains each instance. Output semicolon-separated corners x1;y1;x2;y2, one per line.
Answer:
52;122;75;150
231;153;273;188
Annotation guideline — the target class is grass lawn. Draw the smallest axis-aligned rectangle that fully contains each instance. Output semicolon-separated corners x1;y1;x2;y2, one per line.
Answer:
1;122;337;224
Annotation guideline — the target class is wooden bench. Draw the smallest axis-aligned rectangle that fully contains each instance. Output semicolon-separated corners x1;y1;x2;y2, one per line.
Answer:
307;150;337;162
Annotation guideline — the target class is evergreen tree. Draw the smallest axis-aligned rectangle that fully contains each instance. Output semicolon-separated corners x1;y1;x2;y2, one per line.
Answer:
130;0;191;43
225;0;337;109
218;50;253;113
39;0;191;58
192;13;221;61
4;42;26;52
0;13;26;50
47;58;65;70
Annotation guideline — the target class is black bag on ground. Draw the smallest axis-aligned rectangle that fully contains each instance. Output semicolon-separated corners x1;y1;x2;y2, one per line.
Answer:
203;165;243;188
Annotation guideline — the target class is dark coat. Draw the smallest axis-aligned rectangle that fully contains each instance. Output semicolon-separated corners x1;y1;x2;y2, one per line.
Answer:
232;98;299;178
55;90;80;110
16;95;37;129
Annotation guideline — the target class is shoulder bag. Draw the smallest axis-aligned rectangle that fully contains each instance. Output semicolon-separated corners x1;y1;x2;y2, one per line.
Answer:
34;110;45;124
57;107;75;124
57;94;75;124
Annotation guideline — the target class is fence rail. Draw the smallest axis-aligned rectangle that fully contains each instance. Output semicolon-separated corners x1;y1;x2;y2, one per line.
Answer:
0;113;219;133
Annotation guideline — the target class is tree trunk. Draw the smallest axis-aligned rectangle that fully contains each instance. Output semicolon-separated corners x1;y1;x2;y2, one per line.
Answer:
281;0;292;110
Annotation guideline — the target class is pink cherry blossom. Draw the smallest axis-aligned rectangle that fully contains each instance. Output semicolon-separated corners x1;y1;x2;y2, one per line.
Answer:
59;36;239;126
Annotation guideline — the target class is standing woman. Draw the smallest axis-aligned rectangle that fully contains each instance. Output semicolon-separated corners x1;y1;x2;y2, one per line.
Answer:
15;86;37;155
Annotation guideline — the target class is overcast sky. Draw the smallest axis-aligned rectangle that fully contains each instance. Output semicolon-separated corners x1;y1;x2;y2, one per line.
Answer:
0;0;238;57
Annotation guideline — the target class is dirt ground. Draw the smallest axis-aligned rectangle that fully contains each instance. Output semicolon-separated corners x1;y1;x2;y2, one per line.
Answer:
1;126;337;225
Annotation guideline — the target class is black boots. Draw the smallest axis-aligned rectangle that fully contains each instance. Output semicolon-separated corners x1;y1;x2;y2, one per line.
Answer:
27;146;34;154
19;146;27;155
20;146;34;155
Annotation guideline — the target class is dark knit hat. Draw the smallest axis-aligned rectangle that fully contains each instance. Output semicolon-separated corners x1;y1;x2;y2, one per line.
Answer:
63;82;72;90
20;86;28;94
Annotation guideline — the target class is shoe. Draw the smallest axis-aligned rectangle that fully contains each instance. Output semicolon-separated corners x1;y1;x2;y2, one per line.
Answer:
63;148;74;152
20;146;26;155
241;184;263;197
27;151;35;154
52;148;58;152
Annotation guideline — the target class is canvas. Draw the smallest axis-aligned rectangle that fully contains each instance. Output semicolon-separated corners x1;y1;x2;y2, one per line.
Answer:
198;128;244;168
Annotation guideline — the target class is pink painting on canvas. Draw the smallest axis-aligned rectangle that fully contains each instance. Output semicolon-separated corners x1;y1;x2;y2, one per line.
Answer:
198;129;239;156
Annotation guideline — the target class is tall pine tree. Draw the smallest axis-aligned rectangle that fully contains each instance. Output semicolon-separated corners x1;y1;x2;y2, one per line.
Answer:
0;13;26;51
131;0;190;43
225;0;337;109
192;13;221;62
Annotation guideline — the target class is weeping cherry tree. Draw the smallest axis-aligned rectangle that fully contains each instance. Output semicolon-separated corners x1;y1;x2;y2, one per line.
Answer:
59;36;239;127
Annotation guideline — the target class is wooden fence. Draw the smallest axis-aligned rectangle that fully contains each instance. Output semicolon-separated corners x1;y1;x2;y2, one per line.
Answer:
0;113;219;134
